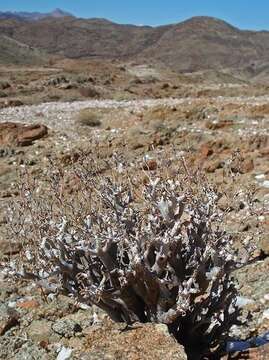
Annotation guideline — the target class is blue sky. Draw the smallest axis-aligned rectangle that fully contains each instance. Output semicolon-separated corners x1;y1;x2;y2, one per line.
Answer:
1;1;269;30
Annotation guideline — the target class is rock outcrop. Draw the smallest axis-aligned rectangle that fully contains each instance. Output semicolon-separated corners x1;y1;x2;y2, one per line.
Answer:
0;122;48;146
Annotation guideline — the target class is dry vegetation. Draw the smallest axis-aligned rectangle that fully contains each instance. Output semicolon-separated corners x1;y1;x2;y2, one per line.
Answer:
0;49;268;359
76;109;102;127
7;156;257;359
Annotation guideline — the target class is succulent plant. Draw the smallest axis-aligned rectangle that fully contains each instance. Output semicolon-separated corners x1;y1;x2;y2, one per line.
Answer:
8;161;244;359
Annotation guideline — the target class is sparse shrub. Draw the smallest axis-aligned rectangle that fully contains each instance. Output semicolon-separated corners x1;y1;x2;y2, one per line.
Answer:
75;75;95;84
47;92;61;101
76;109;102;127
45;76;68;87
0;90;7;98
0;81;11;90
79;85;99;98
8;160;249;359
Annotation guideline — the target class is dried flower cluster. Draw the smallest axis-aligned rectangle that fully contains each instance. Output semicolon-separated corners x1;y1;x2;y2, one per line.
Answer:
8;161;244;359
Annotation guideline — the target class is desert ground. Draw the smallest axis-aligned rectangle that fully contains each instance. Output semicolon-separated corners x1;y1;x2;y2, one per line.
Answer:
0;59;268;359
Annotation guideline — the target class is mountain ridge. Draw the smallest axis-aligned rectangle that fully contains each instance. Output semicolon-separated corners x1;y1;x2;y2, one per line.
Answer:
1;14;269;78
0;8;73;21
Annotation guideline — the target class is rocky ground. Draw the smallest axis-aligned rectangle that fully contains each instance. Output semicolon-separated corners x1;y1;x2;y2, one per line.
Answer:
0;64;269;359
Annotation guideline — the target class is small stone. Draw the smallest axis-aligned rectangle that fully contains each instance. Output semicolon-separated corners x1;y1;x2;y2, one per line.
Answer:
241;158;254;173
235;296;254;309
27;320;53;343
218;195;233;211
52;319;82;338
56;346;73;360
17;299;40;310
143;159;157;171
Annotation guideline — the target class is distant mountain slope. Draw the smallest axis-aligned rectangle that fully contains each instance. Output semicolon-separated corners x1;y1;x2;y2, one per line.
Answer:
0;35;48;64
0;16;169;58
139;17;266;72
0;8;73;21
1;14;269;76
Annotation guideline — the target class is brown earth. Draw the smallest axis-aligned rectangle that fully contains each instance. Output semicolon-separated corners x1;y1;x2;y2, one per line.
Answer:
0;59;268;359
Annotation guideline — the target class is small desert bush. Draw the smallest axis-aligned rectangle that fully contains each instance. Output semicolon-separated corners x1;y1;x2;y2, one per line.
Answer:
76;109;102;127
8;159;250;359
0;90;7;98
79;85;99;98
0;80;11;90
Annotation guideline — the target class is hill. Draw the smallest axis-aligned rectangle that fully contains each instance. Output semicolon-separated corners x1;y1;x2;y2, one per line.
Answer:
0;16;168;59
139;17;264;72
0;34;48;65
2;14;269;77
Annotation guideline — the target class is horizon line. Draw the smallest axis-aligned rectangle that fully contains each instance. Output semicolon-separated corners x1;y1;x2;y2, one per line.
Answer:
1;9;269;32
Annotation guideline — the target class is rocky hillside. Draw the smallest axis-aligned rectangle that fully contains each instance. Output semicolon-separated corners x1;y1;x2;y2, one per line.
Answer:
0;16;169;59
2;15;269;76
0;34;48;65
140;17;268;72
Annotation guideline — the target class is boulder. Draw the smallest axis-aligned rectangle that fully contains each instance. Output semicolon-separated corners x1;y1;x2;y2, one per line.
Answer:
0;122;48;146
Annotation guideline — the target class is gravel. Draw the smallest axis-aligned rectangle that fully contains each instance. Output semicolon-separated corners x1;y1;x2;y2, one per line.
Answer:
1;96;269;131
